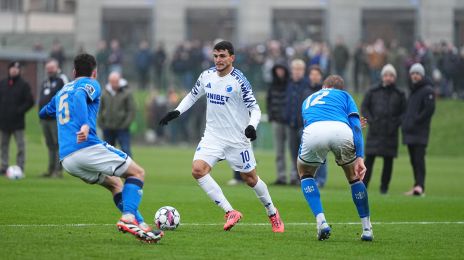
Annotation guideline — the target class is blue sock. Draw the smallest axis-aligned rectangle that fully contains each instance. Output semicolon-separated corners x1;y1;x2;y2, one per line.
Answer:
301;178;324;217
113;192;145;223
351;181;370;218
122;177;144;216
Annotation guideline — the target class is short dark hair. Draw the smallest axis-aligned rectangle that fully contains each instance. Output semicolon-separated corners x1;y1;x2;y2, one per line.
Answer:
213;41;234;55
308;65;322;75
323;75;345;90
74;53;96;77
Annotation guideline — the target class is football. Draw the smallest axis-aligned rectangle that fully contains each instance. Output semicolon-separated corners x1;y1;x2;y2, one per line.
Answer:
6;165;24;180
154;206;180;230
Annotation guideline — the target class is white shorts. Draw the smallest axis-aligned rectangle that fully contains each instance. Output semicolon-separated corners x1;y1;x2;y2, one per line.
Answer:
61;143;132;184
298;121;356;166
193;137;256;173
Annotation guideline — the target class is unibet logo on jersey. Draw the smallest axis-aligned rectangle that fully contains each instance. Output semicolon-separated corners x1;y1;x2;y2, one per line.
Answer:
206;92;230;105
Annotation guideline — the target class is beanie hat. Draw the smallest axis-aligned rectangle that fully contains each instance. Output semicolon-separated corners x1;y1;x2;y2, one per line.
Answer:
409;63;425;77
381;64;397;78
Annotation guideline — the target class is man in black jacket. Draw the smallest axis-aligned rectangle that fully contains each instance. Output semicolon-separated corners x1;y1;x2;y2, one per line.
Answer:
267;64;289;185
0;61;34;174
403;63;435;196
38;59;65;178
361;64;406;194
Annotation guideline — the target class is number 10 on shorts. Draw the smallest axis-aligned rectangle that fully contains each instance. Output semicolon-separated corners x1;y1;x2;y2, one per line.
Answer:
240;150;250;163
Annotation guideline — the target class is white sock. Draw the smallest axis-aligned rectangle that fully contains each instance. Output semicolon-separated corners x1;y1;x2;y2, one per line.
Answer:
197;174;233;213
253;177;277;216
361;216;371;230
316;213;327;226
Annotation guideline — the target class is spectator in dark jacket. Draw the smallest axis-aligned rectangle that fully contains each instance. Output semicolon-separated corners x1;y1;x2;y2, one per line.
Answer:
403;63;435;196
361;64;407;194
285;59;308;185
98;72;136;156
267;64;289;185
135;40;152;89
0;61;34;174
333;37;350;79
38;59;65;178
306;65;329;188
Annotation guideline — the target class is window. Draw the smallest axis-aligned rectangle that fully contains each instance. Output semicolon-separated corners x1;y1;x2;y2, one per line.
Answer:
0;0;23;12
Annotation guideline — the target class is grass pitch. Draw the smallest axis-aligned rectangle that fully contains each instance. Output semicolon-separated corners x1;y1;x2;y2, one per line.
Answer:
1;145;463;259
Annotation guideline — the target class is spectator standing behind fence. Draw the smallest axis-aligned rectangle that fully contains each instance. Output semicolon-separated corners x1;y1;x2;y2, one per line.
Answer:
266;64;289;185
333;37;350;80
361;64;406;194
306;65;329;188
285;59;308;185
0;62;34;174
38;59;65;178
98;72;136;157
135;40;152;90
108;39;123;73
402;63;435;196
153;42;167;90
96;40;110;84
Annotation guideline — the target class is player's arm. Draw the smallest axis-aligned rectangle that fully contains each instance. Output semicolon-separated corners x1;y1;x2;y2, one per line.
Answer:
241;76;261;141
348;114;364;158
39;95;57;119
159;73;206;126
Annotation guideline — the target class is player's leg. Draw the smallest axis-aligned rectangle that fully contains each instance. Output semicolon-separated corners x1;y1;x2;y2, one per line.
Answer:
297;125;330;240
99;175;147;228
239;168;284;233
341;163;373;241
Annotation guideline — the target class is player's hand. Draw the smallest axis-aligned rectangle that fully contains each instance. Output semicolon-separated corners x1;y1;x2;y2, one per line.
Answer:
361;116;368;129
76;124;90;144
159;110;180;126
245;125;257;141
354;157;367;180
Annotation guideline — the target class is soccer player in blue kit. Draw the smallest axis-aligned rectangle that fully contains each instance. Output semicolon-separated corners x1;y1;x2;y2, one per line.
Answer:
39;54;163;243
298;75;373;241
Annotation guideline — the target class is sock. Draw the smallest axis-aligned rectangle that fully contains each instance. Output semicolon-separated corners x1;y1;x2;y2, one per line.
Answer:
122;177;144;216
252;177;277;216
351;181;370;224
197;174;233;213
113;192;145;223
361;216;371;230
316;213;327;227
301;178;325;222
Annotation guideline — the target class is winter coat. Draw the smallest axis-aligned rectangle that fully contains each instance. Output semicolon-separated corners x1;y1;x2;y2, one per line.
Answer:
402;79;435;145
0;76;34;131
284;78;308;129
266;64;289;124
38;75;65;111
361;83;406;157
98;82;136;130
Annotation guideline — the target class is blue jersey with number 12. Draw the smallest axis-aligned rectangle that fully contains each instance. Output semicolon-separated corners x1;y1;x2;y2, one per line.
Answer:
301;88;359;128
39;77;102;159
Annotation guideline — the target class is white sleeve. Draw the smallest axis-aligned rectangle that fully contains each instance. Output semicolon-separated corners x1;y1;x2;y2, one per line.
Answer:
239;73;261;129
248;104;261;129
175;73;206;114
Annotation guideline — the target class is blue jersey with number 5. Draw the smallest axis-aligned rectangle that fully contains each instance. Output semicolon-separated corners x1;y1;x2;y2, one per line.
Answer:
301;88;359;128
39;77;102;159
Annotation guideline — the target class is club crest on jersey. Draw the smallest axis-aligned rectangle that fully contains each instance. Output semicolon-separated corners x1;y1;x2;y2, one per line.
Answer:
225;85;233;93
85;84;95;96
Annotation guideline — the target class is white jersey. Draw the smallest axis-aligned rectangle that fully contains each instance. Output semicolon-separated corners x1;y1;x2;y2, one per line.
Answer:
176;67;261;147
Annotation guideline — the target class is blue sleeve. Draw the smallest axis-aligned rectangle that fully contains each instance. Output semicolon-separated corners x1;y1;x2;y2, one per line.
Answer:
78;80;101;101
346;93;359;116
74;89;89;126
39;95;57;119
348;114;364;158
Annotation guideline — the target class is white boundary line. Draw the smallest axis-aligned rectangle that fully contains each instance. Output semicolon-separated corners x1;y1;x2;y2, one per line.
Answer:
1;221;463;228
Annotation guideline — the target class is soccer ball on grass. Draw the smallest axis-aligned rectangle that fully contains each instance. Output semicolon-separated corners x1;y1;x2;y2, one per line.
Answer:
154;206;180;230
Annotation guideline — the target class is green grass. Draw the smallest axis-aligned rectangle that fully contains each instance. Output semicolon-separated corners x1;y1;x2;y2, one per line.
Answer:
1;144;464;259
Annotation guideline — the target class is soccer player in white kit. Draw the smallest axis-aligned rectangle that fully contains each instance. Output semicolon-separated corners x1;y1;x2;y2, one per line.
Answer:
160;41;284;232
